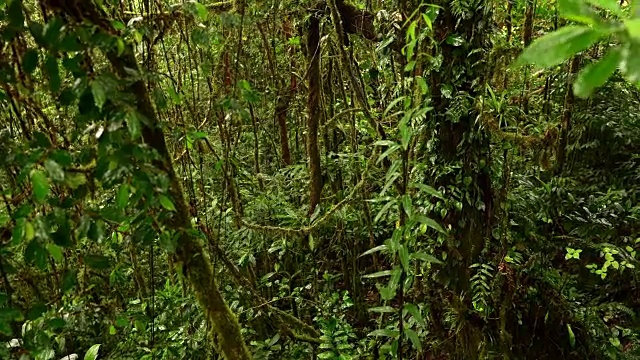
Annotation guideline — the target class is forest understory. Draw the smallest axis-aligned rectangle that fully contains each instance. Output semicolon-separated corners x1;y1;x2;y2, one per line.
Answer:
0;0;639;359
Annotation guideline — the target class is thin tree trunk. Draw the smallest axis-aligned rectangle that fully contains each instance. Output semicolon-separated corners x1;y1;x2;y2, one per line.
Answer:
522;0;535;114
556;56;581;175
307;16;323;215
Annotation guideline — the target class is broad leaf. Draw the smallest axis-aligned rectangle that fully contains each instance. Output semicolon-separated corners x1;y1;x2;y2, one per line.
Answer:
116;184;129;209
586;0;624;16
368;329;400;338
559;0;601;24
22;49;38;74
409;182;444;199
573;47;621;98
44;159;64;182
31;170;49;202
360;244;388;257
620;41;640;82
404;303;426;327
405;328;423;352
411;251;443;265
46;243;64;263
91;80;107;110
413;215;444;233
158;194;176;211
84;344;101;360
515;26;605;69
84;255;111;270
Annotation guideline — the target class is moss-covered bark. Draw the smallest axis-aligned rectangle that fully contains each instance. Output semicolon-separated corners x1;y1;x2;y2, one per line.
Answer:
42;2;252;359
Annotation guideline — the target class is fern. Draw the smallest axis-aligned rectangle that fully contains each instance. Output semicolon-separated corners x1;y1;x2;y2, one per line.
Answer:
470;262;495;316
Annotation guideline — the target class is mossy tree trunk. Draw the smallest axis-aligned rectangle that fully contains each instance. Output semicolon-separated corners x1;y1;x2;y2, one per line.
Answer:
42;1;252;359
429;1;494;358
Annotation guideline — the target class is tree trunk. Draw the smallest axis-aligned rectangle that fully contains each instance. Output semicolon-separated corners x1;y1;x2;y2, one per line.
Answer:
556;56;581;175
307;16;323;215
430;1;493;358
44;2;252;359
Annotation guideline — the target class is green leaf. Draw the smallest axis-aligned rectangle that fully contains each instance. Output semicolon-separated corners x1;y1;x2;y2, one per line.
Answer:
374;198;396;223
26;303;46;320
308;233;315;251
383;96;406;117
25;239;47;270
318;352;336;359
84;255;111;270
559;0;601;25
620;41;640;82
381;172;401;196
116;184;129;209
125;111;142;140
62;269;77;293
22;49;39;74
405;328;422;352
625;19;640;40
91;80;107;110
360;244;388;257
573;47;621;98
44;54;60;92
586;0;624;16
0;214;9;227
159;232;178;253
44;159;64;182
84;344;101;360
399;118;411;150
31;170;50;202
409;183;444;199
515;26;605;69
404;303;426;327
567;324;575;348
115;316;129;327
193;2;208;21
368;329;400;338
377;144;400;164
7;0;24;29
46;243;63;263
401;195;412;218
368;306;397;313
413;215;444;233
398;245;409;271
411;251;443;265
12;220;25;245
24;221;34;241
363;270;393;278
158;194;176;211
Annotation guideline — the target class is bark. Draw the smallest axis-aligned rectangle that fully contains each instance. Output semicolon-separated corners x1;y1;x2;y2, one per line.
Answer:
43;2;252;359
522;0;535;114
555;56;581;175
307;16;324;215
430;1;493;357
276;96;293;165
506;0;514;42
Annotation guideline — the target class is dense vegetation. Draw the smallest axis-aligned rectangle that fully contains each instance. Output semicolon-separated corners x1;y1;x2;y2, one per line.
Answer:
0;0;638;359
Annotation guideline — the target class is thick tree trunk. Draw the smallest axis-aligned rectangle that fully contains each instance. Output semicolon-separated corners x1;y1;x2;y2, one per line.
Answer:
429;1;493;358
44;2;252;359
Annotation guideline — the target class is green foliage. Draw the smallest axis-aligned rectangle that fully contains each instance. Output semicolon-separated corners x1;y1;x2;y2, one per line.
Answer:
0;0;638;359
